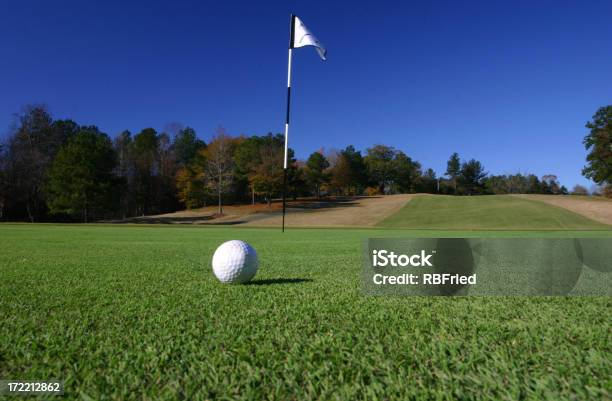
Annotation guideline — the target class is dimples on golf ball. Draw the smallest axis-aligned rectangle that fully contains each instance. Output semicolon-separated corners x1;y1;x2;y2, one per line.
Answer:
212;240;258;283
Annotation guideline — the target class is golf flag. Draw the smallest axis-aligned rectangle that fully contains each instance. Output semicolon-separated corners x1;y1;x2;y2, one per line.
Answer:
282;14;326;233
291;16;327;60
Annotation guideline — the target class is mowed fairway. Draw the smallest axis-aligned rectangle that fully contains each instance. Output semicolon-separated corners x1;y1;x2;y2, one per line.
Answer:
379;195;610;230
1;224;610;400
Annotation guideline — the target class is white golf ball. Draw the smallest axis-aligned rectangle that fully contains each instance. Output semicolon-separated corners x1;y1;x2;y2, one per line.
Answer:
212;240;259;284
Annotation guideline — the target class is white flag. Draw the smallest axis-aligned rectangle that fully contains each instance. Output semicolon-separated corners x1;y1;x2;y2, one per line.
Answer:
292;16;327;61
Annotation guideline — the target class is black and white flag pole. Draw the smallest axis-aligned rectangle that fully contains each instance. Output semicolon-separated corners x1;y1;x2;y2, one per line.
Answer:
281;14;327;233
281;14;294;233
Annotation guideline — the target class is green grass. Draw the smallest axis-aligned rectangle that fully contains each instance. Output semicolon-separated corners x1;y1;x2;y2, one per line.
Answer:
1;224;611;400
378;195;610;230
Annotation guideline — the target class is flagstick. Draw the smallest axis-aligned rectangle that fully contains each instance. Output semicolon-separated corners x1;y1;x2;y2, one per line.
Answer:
281;168;287;233
282;15;295;233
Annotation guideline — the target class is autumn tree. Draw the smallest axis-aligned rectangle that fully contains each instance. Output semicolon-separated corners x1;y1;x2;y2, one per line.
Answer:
131;128;160;215
393;151;421;193
446;152;460;193
416;168;438;193
343;146;368;194
234;136;265;205
46;127;117;222
365;145;396;194
0;143;7;219
582;105;612;196
205;130;235;214
571;185;588;196
233;133;294;205
113;130;135;218
329;146;367;195
330;153;353;195
526;174;542;193
6;106;57;221
176;149;207;209
304;151;329;198
287;164;308;200
157;132;180;212
541;174;562;194
173;127;206;166
459;159;487;195
363;145;421;194
251;141;284;206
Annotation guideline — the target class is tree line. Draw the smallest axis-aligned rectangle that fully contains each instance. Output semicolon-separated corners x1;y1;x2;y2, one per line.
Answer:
0;104;609;222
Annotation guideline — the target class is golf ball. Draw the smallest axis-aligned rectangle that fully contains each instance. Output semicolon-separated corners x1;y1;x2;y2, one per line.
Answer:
212;240;259;283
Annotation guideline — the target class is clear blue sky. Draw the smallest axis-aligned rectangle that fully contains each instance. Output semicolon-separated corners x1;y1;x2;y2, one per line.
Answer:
1;0;611;189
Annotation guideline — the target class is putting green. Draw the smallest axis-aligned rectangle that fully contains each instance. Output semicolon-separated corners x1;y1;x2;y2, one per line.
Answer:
0;224;610;400
378;195;610;230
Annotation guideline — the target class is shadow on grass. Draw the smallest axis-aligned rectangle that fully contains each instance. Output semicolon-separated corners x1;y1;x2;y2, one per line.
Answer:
246;278;313;286
112;216;215;224
108;216;248;225
289;196;378;210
